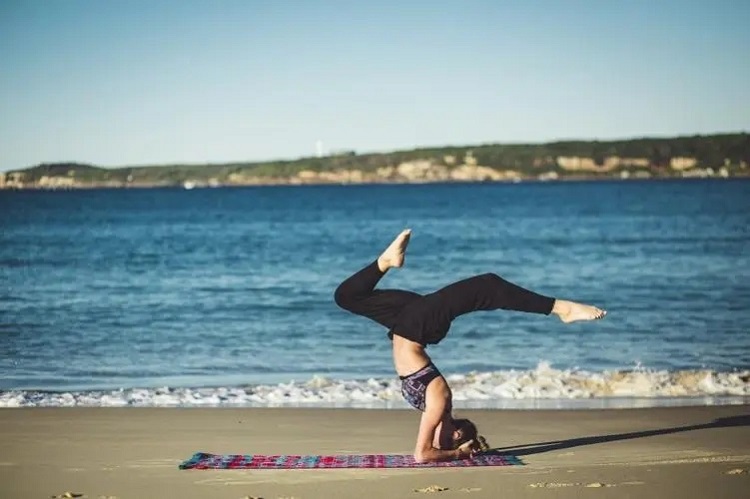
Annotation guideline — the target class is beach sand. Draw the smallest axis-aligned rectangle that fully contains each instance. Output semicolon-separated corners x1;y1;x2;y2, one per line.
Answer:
1;405;748;499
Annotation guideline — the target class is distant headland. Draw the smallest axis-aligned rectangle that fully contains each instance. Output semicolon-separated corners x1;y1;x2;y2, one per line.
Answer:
2;133;748;190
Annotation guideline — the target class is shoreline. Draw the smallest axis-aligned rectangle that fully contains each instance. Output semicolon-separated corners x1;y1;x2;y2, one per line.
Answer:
2;405;749;498
1;174;748;192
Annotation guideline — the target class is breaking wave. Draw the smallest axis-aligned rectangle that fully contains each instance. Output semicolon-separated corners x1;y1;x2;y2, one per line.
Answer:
2;362;748;409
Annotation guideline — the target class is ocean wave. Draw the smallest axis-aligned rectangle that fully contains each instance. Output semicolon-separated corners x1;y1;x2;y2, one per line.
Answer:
1;362;748;408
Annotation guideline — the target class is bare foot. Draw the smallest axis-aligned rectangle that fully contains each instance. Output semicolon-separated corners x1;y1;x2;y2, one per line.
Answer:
552;299;607;323
377;229;411;272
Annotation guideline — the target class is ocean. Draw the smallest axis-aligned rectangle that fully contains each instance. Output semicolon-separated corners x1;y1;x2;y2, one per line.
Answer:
1;179;749;408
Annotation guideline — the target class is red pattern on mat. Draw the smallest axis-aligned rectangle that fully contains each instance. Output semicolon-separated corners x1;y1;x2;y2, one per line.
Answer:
179;451;522;469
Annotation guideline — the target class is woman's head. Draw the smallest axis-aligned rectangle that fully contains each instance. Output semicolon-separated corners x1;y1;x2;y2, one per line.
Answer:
451;418;490;452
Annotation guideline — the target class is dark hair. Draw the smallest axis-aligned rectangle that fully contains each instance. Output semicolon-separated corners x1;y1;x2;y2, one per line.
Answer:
452;418;478;447
452;418;490;451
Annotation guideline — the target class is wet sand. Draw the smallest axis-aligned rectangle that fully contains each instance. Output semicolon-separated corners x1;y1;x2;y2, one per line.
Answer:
1;405;749;498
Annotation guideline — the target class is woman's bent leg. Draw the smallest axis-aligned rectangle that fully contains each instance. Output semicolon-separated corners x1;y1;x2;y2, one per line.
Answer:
334;260;421;329
334;229;420;329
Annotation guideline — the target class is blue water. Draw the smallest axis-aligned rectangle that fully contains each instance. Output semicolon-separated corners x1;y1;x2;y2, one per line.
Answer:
1;179;749;392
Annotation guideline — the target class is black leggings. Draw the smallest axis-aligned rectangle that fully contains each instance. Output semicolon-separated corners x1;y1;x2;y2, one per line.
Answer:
334;261;555;345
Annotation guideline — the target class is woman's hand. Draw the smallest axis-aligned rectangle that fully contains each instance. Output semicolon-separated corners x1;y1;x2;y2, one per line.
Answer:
456;439;477;459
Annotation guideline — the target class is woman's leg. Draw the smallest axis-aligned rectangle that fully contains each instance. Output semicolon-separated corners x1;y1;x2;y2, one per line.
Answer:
334;230;421;329
433;273;605;323
434;273;555;319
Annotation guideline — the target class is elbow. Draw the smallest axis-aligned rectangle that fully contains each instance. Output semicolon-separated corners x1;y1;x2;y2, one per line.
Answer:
414;449;437;464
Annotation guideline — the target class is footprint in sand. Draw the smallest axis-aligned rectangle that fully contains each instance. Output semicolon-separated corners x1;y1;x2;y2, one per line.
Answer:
529;481;643;489
414;485;449;493
529;482;578;488
724;468;747;475
459;487;482;493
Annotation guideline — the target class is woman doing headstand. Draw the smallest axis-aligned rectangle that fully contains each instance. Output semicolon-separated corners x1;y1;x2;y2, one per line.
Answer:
334;229;606;463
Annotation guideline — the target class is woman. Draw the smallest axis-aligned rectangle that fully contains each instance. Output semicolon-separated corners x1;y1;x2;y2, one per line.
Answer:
334;229;606;463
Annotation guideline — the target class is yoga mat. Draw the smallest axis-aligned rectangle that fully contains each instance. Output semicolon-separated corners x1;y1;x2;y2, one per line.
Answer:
179;451;523;469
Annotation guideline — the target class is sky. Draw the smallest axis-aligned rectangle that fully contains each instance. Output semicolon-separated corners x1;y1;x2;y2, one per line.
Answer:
1;0;748;171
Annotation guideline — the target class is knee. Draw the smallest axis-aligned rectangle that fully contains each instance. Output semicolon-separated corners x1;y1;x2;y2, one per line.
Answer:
479;272;509;288
334;284;353;310
480;272;502;283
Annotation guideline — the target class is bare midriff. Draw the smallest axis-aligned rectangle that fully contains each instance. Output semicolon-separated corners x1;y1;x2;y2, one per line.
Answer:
391;333;432;377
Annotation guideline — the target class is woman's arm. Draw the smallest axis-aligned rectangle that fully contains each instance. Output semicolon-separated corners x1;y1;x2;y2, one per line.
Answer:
413;379;473;463
414;421;474;462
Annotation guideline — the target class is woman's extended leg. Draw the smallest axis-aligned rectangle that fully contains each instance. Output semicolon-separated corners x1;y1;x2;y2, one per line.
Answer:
334;230;421;329
432;272;605;323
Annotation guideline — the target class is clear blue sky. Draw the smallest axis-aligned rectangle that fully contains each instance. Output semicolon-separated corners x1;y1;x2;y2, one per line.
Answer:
1;0;748;170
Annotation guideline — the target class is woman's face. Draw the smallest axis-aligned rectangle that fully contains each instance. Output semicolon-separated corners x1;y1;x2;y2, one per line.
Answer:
450;418;477;448
452;426;465;444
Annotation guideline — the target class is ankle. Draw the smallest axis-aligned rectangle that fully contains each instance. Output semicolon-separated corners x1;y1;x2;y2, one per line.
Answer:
551;299;569;317
377;256;390;273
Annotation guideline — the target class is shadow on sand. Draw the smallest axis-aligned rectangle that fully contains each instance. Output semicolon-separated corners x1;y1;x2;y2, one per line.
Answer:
485;414;750;457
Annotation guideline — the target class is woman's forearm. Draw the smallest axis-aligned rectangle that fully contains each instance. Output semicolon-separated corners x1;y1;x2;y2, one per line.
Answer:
414;446;463;463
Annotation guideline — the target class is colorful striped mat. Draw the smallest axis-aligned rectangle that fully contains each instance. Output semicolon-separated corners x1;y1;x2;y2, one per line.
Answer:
179;451;522;469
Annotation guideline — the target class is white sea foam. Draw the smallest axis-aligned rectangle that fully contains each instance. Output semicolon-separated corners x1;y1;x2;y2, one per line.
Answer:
2;363;748;409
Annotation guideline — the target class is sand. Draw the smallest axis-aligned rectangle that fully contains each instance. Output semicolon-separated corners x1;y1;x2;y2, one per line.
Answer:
1;404;748;499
